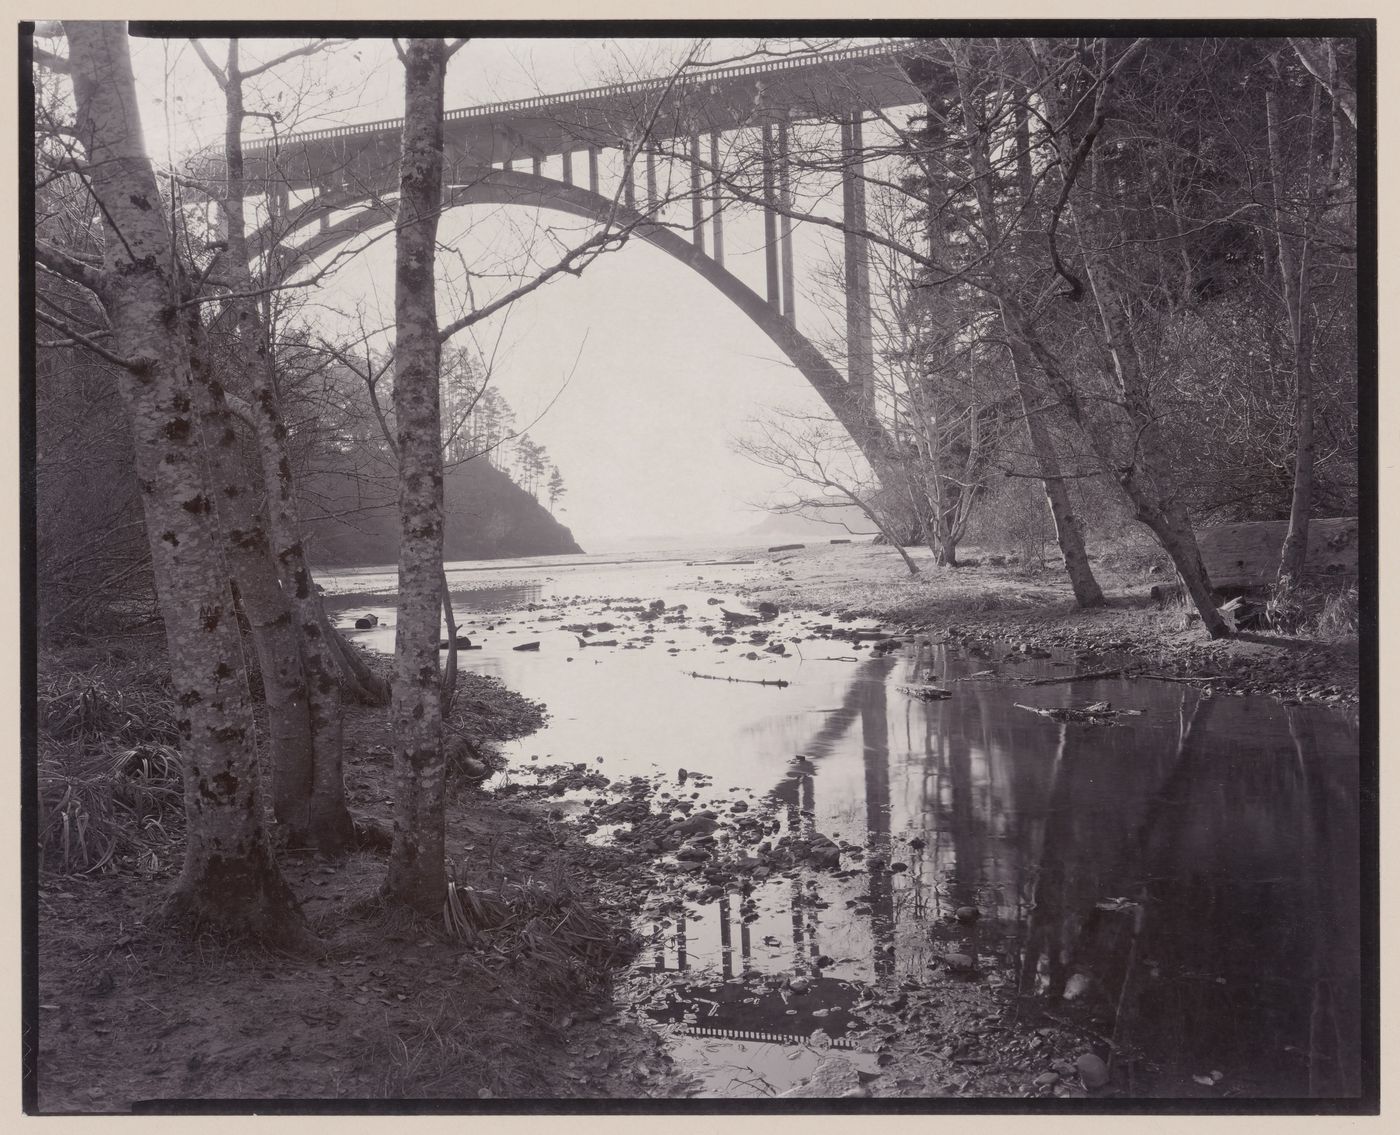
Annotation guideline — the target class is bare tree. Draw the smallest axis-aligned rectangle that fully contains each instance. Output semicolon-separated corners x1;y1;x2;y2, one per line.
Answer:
382;36;454;912
736;413;921;576
190;36;360;852
36;21;307;944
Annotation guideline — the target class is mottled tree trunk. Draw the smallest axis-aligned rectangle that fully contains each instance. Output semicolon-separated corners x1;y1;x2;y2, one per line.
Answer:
187;326;315;843
214;40;354;853
384;38;450;913
63;21;306;945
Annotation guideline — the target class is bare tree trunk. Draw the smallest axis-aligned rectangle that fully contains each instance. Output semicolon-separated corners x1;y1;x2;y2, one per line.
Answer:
188;330;315;844
1022;39;1228;636
1268;87;1322;591
384;37;450;913
316;605;391;705
1001;325;1106;608
440;575;459;715
62;21;306;945
948;53;1104;608
213;39;354;853
1072;241;1229;637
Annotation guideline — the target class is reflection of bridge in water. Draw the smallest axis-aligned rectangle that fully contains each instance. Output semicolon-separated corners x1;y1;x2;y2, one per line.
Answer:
645;638;1360;1092
206;41;931;462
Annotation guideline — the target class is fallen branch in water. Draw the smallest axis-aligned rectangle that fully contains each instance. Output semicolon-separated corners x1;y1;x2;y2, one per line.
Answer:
1015;701;1143;725
1133;672;1223;684
1024;667;1126;686
686;671;789;688
901;685;952;701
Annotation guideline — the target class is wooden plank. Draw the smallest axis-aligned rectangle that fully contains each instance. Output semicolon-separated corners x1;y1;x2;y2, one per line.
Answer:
1196;516;1357;589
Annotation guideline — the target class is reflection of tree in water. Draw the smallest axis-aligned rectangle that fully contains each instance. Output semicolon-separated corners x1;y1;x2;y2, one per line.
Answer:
1014;688;1362;1096
1287;707;1361;1097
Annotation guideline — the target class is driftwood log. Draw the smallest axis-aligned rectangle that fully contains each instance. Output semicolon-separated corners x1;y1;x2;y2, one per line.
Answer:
1195;516;1357;590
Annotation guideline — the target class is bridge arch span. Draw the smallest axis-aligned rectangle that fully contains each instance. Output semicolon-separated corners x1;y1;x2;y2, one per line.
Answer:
267;167;889;462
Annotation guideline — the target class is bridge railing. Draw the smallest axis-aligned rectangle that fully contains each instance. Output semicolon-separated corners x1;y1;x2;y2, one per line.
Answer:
237;39;916;158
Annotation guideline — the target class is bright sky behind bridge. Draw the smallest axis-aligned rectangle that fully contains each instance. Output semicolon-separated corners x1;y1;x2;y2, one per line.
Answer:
117;33;908;550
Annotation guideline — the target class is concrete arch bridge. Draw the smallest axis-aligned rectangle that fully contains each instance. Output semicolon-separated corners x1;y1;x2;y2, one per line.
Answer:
211;41;930;464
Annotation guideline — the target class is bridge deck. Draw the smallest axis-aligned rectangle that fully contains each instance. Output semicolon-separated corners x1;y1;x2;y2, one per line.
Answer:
235;39;925;189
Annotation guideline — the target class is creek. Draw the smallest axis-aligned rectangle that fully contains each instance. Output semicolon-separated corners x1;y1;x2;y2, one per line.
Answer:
320;551;1362;1099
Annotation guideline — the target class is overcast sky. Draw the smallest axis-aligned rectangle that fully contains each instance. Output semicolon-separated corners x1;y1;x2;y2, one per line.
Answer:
121;34;895;551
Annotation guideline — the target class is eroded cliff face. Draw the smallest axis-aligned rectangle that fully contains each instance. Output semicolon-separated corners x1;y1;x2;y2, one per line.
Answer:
305;456;583;568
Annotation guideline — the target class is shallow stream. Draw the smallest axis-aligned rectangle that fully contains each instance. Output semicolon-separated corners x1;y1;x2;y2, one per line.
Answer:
321;551;1362;1099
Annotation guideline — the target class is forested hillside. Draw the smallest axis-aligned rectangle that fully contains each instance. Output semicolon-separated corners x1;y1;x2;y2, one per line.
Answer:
304;455;583;566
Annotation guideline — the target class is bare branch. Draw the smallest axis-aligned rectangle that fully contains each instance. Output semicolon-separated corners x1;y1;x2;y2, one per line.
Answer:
36;310;141;371
238;39;346;80
32;44;70;73
189;39;227;89
35;239;105;297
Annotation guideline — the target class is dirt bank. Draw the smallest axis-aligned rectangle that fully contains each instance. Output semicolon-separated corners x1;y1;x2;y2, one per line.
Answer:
735;544;1360;709
35;646;695;1111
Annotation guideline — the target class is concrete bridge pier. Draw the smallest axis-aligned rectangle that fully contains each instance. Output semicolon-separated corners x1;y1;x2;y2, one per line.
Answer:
778;121;796;323
709;132;725;267
762;124;780;312
841;112;874;406
689;133;705;254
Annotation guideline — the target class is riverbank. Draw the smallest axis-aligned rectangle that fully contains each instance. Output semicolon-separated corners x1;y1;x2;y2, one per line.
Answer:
35;643;695;1110
36;538;1364;1108
735;542;1361;709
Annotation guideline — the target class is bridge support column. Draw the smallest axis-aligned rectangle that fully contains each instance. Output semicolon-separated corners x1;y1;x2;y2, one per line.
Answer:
762;125;780;312
562;149;573;186
645;147;657;212
623;146;636;210
531;156;542;177
710;133;725;267
841;113;874;406
587;146;599;195
778;122;796;323
689;134;705;253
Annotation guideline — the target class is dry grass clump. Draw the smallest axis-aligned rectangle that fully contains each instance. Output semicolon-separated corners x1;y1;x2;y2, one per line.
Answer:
1268;580;1360;640
38;654;185;876
443;868;639;998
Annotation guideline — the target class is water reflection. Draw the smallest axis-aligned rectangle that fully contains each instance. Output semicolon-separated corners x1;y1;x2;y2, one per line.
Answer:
647;645;1359;1095
325;559;1360;1096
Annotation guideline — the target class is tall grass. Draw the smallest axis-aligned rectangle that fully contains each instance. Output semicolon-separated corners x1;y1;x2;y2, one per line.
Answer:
38;654;185;876
1267;580;1360;640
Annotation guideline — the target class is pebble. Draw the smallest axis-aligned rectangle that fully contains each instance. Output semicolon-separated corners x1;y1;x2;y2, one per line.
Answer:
1076;1053;1110;1090
1034;1072;1060;1087
954;906;980;923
